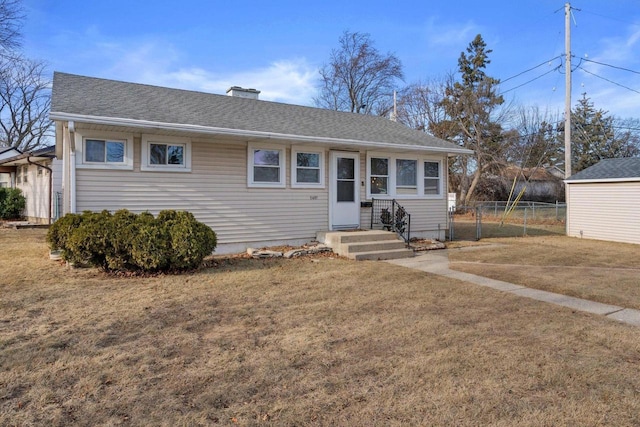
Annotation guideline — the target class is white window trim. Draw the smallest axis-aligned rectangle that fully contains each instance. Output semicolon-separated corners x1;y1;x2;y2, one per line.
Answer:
248;143;286;188
291;146;325;188
366;152;444;199
422;159;444;199
141;134;192;172
75;131;134;170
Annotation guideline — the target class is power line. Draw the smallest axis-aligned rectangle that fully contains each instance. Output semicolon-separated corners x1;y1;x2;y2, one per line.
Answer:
500;56;563;84
580;9;640;28
499;65;562;95
577;65;640;95
580;57;640;75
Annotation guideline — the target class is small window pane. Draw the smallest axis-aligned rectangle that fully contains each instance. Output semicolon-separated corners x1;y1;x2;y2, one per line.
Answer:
297;169;320;183
370;177;388;194
297;152;319;168
337;180;355;202
254;166;280;182
254;150;280;166
106;141;124;163
424;179;439;195
397;159;417;187
150;144;167;165
337;158;354;180
167;145;184;165
424;161;439;178
86;139;105;162
371;158;388;176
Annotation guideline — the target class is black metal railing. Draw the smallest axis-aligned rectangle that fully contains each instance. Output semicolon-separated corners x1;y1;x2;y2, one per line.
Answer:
370;198;411;244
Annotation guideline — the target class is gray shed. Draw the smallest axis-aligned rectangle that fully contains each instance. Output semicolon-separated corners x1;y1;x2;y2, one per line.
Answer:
565;158;640;245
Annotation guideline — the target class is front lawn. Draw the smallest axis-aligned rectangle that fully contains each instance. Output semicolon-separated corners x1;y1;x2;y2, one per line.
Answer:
1;229;639;426
448;235;640;310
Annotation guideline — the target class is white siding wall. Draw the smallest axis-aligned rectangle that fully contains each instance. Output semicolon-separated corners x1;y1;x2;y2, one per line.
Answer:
73;133;452;252
76;138;329;252
15;162;53;223
567;181;640;245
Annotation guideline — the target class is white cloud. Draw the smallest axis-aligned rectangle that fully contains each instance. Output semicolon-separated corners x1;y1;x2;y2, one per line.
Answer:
596;26;640;65
80;39;319;105
424;18;480;50
186;59;318;105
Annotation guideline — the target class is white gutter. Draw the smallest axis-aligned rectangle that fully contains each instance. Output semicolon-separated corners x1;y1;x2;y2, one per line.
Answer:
565;177;640;184
49;112;474;156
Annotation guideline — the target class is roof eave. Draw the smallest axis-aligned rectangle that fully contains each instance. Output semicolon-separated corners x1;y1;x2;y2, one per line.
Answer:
50;112;474;156
565;177;640;184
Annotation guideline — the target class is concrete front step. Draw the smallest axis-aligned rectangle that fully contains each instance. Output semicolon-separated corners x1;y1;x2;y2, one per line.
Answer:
341;239;407;254
351;248;415;261
317;230;414;261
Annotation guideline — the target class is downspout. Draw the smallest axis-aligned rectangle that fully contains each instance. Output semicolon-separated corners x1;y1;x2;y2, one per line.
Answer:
68;121;76;213
27;156;53;224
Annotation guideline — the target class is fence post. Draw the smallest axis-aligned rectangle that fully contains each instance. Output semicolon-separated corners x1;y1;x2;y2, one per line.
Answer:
449;208;454;241
475;206;482;241
555;200;559;221
523;208;527;236
494;201;498;216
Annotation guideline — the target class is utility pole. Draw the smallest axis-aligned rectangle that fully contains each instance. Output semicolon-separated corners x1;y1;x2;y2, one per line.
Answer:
564;2;572;178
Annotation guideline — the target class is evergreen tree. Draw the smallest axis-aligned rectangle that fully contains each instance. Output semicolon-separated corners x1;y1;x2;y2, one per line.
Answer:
567;94;640;173
437;34;508;205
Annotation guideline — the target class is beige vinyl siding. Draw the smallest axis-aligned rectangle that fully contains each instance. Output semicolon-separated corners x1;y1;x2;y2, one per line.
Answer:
76;138;328;246
567;181;640;245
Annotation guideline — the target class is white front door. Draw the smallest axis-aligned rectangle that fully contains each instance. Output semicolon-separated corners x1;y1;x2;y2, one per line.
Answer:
330;151;360;230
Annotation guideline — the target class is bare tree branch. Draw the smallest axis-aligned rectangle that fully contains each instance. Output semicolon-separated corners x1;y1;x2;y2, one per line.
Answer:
0;0;23;60
314;31;404;115
0;57;52;150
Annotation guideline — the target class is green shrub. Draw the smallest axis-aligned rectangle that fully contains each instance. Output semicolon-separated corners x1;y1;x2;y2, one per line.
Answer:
0;187;26;219
130;211;172;271
47;212;83;251
65;210;113;268
105;209;139;271
48;209;217;273
160;210;217;270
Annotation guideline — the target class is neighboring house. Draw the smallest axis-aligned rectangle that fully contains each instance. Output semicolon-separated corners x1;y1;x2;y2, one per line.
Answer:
0;147;22;188
565;157;640;245
0;146;63;223
483;165;565;203
50;72;472;254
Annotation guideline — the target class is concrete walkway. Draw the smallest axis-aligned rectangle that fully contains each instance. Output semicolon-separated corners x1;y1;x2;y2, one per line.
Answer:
386;249;640;328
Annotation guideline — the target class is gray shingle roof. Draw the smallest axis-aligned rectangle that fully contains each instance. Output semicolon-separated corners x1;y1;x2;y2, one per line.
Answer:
566;157;640;181
51;72;469;153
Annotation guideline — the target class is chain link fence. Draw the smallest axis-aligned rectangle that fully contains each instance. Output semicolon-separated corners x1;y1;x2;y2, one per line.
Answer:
448;201;566;241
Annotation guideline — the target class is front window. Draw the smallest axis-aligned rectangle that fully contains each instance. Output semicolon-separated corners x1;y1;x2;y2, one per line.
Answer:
292;148;324;188
253;149;281;182
396;159;417;188
141;135;191;172
150;143;185;166
370;157;388;194
85;139;125;164
424;161;441;195
248;144;285;187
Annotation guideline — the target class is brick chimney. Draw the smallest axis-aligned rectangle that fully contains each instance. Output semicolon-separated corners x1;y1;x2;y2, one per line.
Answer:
226;86;260;100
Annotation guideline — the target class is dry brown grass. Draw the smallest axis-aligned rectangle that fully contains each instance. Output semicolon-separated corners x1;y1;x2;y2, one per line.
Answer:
2;229;640;426
449;235;640;310
449;219;565;241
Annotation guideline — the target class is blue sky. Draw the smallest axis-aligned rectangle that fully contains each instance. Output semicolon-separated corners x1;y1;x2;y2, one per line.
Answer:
21;0;640;119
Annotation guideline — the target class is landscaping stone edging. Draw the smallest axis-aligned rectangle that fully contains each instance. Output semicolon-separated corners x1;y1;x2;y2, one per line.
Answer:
247;244;333;259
